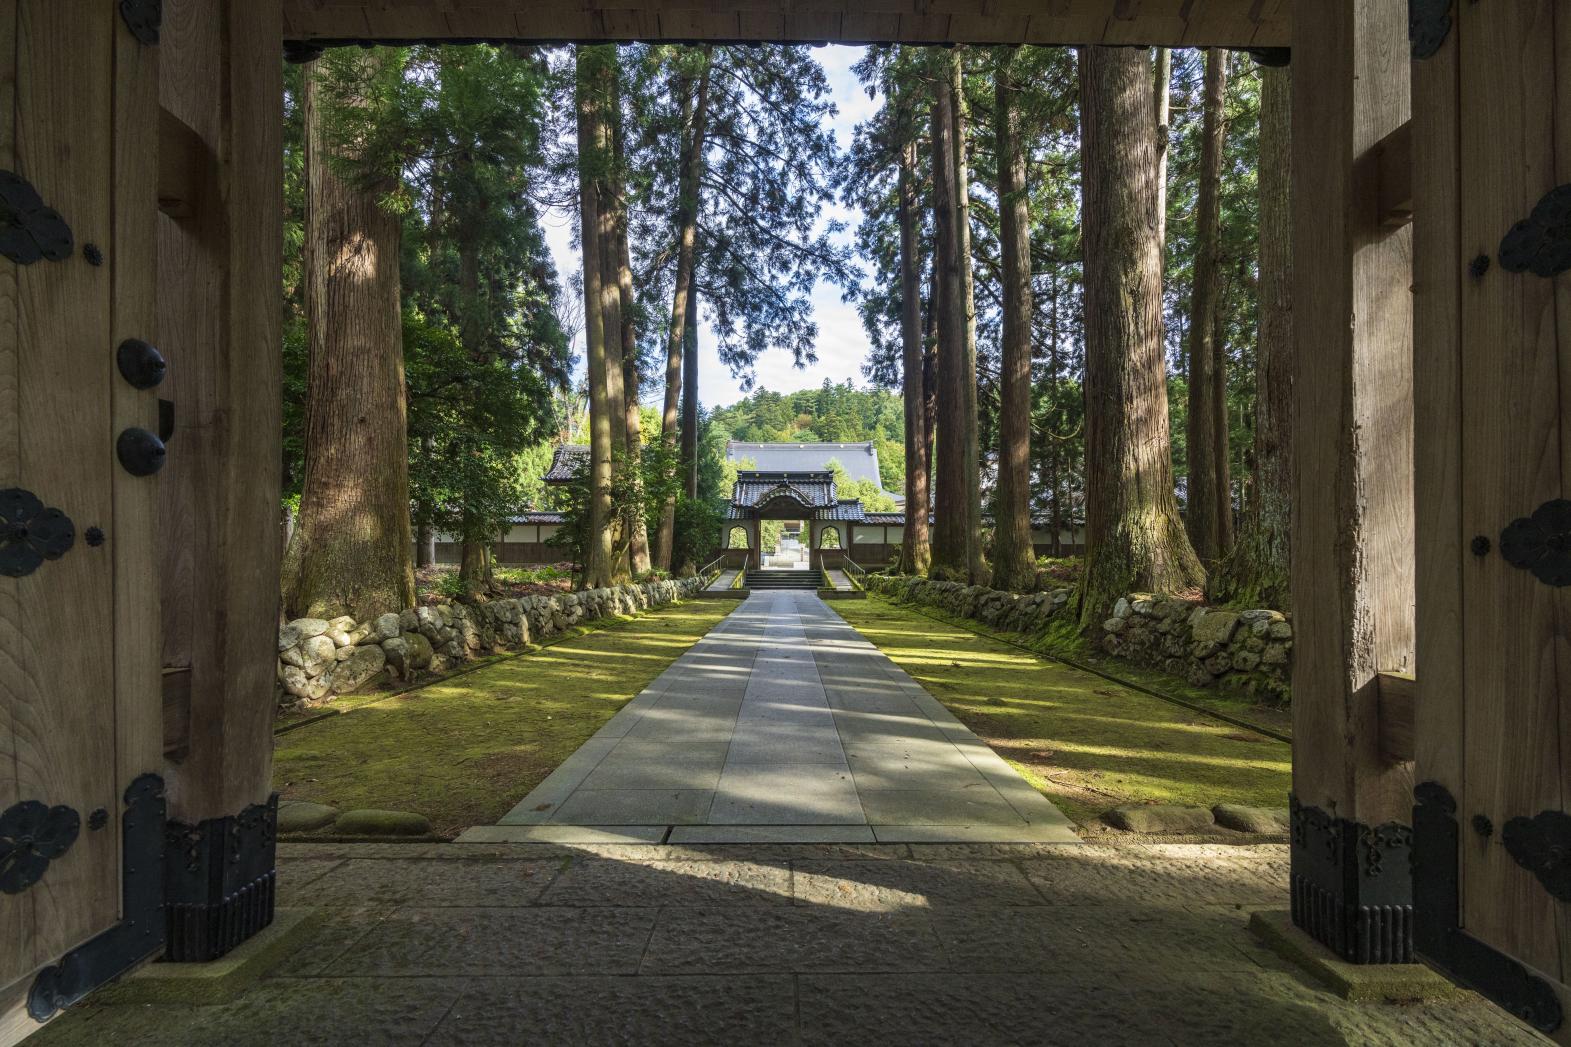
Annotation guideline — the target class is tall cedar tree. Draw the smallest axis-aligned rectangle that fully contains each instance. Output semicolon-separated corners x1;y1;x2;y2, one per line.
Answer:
594;49;636;581
1213;65;1291;607
1077;46;1204;627
990;46;1035;590
576;46;616;588
929;49;982;583
284;55;416;621
1183;49;1230;563
654;47;712;569
898;130;932;575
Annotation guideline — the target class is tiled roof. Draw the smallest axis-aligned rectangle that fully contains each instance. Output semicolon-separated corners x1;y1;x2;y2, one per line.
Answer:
511;511;565;525
863;512;907;525
726;441;901;503
731;470;837;510
544;444;589;483
813;500;866;522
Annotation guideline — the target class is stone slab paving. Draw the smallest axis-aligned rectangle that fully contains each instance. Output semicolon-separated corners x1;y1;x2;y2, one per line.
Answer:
28;841;1543;1046
470;591;1077;844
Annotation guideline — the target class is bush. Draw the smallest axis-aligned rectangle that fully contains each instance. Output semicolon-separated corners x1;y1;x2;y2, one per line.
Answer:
434;571;467;599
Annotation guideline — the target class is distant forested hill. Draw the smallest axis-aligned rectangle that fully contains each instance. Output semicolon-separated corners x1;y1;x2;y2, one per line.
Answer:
706;380;906;492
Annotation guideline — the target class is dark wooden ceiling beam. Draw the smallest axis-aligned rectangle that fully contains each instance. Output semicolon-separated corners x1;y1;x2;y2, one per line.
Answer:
279;0;1292;47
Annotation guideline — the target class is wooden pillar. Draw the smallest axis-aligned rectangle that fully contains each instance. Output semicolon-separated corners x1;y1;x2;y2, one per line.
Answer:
156;0;283;960
1288;0;1417;963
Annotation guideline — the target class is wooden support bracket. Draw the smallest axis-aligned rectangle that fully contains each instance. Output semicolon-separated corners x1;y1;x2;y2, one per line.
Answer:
1376;119;1413;228
157;105;214;219
1377;671;1416;764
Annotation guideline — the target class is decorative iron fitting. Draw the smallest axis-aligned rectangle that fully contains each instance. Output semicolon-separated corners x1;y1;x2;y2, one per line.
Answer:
1245;48;1289;68
116;428;166;477
0;170;73;265
29;774;166;1022
0;488;75;578
0;800;80;894
1414;782;1563;1034
1409;0;1453;59
1500;186;1571;278
1499;499;1571;587
119;0;161;45
1502;809;1571;902
163;795;278;963
1289;794;1415;964
116;338;167;390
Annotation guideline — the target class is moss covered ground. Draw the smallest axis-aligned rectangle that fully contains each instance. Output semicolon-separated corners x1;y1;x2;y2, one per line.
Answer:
831;597;1292;828
272;598;741;837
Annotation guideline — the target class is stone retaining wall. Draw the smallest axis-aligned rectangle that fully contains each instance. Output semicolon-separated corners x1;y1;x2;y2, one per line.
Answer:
277;577;705;707
864;575;1292;703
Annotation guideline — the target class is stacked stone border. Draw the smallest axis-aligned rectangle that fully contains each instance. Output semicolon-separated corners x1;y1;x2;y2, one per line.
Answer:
863;575;1292;703
277;577;706;707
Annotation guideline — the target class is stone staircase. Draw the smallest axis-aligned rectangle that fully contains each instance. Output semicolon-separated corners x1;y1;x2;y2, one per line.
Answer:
744;569;821;590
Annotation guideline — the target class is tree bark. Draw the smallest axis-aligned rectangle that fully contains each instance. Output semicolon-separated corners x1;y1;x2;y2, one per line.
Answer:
1077;46;1204;628
1183;48;1228;564
654;48;712;571
1213;65;1292;609
1153;47;1172;257
990;48;1035;591
897;128;931;576
928;50;981;583
681;288;699;503
283;57;416;622
611;81;651;577
949;51;985;584
576;46;615;589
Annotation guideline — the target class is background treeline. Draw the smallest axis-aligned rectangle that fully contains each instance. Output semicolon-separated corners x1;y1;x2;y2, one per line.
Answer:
838;45;1290;616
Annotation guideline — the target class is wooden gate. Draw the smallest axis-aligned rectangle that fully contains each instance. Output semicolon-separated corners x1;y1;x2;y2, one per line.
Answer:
1413;1;1571;1038
0;0;164;1033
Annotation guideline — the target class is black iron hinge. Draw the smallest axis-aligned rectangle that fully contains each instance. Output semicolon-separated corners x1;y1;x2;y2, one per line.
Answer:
0;171;73;266
29;774;166;1022
1409;0;1453;60
119;0;162;46
1413;782;1563;1035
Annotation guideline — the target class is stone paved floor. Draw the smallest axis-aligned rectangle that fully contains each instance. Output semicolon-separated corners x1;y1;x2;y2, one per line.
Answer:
29;841;1543;1046
469;592;1077;845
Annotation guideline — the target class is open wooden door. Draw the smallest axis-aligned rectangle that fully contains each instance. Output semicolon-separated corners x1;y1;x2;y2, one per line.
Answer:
0;1;164;1037
1413;1;1571;1039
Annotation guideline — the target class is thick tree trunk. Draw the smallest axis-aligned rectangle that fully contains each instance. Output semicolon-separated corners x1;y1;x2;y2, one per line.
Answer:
576;46;615;589
949;51;985;584
415;523;434;568
1048;277;1063;557
1183;49;1228;565
654;49;712;571
1153;47;1171;256
928;51;981;583
898;133;931;577
1076;46;1204;628
611;91;651;577
681;289;699;503
1212;280;1233;554
283;58;415;622
1213;65;1291;609
990;50;1035;592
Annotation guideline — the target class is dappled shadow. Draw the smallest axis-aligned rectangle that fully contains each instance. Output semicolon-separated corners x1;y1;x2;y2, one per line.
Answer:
28;841;1539;1045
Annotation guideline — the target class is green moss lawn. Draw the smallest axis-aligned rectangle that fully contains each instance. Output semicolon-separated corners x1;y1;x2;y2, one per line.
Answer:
831;597;1292;828
273;598;740;837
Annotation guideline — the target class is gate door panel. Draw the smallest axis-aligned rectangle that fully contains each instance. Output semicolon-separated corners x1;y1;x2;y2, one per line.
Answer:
0;0;163;1015
1413;1;1571;1038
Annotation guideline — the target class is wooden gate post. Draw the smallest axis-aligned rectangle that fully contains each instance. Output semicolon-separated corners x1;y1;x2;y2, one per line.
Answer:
1288;0;1418;963
156;0;284;962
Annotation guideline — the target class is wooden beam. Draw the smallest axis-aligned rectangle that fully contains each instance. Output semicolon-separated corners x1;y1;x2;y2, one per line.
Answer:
1376;671;1415;764
1288;0;1415;961
278;0;1290;46
158;0;283;823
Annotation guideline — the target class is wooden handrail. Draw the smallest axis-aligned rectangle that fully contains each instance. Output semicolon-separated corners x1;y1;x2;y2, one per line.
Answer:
1376;671;1415;764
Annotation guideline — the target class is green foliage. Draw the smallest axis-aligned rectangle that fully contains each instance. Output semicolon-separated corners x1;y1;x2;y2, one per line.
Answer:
434;570;468;599
671;495;724;573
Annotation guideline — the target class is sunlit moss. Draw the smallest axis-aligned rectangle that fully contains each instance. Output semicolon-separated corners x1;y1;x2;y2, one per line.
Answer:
832;599;1292;827
272;600;740;837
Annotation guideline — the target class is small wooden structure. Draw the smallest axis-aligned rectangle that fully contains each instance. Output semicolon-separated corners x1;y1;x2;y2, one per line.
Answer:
3;1;1570;1042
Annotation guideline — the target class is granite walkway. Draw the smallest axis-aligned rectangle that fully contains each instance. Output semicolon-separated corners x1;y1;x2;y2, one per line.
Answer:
463;591;1077;845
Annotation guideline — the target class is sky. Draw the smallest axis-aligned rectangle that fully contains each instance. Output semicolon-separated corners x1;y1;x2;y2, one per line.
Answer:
541;45;880;410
